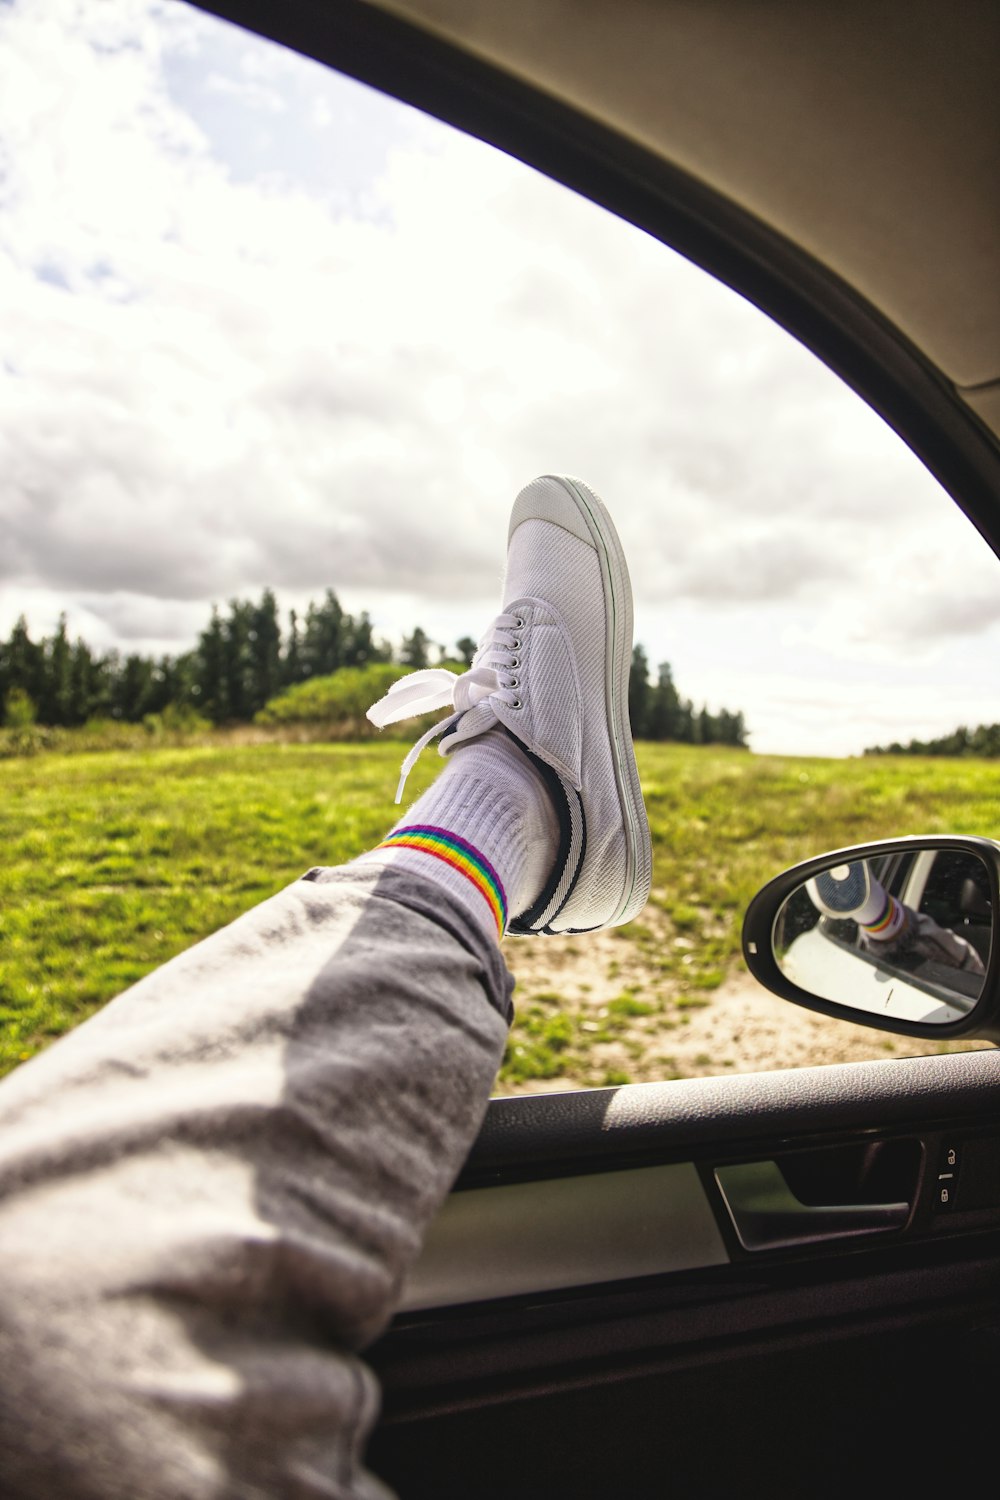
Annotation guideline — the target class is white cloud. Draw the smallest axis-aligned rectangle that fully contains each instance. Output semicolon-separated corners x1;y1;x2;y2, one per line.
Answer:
0;0;997;754
204;69;285;114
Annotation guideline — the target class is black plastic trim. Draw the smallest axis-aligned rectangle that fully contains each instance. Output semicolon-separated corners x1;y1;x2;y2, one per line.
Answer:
465;1049;1000;1182
371;1230;1000;1418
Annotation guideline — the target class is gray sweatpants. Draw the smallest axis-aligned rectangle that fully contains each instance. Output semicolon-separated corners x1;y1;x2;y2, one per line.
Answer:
0;864;513;1499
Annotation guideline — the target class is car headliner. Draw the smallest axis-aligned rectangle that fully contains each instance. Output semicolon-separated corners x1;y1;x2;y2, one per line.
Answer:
376;0;1000;395
197;0;1000;544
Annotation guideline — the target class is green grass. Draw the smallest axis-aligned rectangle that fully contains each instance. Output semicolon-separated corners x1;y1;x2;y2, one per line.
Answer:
2;740;998;1081
500;987;679;1087
0;742;440;1075
637;746;1000;996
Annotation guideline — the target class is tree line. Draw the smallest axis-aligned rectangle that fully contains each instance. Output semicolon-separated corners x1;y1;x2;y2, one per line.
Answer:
0;592;439;729
628;646;748;747
0;594;749;746
865;723;1000;758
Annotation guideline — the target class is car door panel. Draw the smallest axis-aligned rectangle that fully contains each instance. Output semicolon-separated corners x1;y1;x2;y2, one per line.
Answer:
369;1054;1000;1494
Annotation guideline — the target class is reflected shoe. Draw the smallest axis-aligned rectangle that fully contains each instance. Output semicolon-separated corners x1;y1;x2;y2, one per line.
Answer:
807;862;872;918
367;475;652;934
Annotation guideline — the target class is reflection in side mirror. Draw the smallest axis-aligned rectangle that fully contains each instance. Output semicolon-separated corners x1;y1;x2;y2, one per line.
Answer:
777;853;989;1024
743;837;1000;1042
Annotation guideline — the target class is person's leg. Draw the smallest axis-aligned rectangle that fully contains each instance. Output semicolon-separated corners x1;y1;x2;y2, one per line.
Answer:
0;475;650;1499
807;862;984;973
809;863;908;937
0;862;512;1500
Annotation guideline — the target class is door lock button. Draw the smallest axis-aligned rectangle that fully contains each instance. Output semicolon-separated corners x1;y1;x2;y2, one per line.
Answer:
933;1144;960;1212
935;1180;955;1211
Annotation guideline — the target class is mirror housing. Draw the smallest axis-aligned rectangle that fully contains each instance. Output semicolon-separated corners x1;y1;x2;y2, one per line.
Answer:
742;836;1000;1043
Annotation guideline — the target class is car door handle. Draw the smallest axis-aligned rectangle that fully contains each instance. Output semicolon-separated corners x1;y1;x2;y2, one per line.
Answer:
714;1161;910;1252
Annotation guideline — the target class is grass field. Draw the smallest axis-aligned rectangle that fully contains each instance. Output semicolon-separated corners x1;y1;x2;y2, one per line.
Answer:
2;740;998;1084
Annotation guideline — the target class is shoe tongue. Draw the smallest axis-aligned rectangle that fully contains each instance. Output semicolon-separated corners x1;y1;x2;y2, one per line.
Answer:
439;699;498;755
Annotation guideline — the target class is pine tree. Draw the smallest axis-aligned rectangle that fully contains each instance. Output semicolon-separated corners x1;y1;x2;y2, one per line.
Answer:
2;616;44;712
68;638;95;725
647;661;682;740
628;644;650;738
283;609;303;686
675;697;695;743
196;608;228;723
222;600;255;722
112;655;155;721
303;591;345;677
344;610;388;667
400;626;431;670
249;589;282;713
40;614;72;725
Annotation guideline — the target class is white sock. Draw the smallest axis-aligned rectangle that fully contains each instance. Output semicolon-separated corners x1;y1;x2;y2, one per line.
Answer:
859;880;908;942
357;729;559;943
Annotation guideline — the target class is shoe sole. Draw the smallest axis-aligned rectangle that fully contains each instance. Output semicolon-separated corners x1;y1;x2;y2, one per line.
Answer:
810;862;872;918
510;474;652;929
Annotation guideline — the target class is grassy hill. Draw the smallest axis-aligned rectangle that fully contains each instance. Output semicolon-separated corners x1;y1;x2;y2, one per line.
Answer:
2;740;997;1082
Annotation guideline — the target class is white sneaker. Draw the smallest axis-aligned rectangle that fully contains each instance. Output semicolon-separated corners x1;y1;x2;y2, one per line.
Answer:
807;862;873;919
367;475;652;934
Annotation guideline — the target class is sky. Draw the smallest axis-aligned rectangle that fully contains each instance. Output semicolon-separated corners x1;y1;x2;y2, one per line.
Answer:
2;0;999;756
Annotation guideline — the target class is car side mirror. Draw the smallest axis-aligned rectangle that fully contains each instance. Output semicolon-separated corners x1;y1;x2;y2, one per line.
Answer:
742;836;1000;1043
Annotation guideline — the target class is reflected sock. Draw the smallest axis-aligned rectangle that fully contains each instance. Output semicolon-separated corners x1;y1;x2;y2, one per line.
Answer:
357;729;558;943
860;883;907;942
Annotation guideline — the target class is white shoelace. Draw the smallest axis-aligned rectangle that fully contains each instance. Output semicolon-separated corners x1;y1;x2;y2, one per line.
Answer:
366;611;525;802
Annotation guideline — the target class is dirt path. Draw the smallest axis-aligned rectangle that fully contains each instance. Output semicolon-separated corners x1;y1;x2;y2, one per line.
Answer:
499;916;982;1095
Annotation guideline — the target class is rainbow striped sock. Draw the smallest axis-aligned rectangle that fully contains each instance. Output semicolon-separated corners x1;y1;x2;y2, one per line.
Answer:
374;824;508;939
862;892;906;941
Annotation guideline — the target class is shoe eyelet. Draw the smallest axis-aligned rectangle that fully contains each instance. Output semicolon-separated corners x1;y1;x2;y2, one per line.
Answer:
510;655;520;669
509;676;519;689
512;638;521;651
511;698;523;710
514;617;524;630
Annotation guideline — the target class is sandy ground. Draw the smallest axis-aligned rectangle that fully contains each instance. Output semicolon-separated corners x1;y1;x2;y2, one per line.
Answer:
498;908;983;1095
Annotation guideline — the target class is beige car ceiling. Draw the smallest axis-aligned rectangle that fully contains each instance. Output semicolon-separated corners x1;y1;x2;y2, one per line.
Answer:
367;0;1000;442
